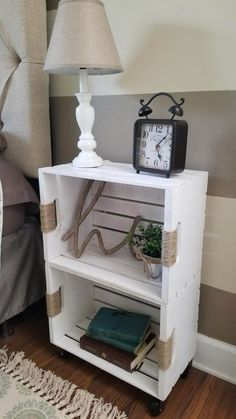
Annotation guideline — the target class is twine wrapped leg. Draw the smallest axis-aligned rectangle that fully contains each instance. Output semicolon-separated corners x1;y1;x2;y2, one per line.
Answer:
157;331;174;370
162;230;177;267
46;288;62;317
40;201;57;233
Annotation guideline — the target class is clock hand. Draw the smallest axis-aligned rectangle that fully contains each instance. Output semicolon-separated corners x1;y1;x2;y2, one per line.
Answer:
156;134;168;147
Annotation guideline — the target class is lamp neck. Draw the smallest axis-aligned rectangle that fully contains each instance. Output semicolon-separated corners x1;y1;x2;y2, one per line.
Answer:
79;68;89;93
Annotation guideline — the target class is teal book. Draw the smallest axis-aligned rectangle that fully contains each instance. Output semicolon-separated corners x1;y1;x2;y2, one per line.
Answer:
86;307;151;345
86;327;152;354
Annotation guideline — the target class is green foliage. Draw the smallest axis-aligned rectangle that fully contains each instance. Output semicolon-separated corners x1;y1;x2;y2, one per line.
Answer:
128;222;163;258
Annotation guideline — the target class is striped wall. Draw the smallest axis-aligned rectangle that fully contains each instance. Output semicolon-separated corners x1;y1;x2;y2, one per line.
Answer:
46;1;236;346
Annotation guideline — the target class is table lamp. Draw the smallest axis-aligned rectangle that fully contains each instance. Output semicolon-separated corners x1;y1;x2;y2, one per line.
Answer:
44;0;122;168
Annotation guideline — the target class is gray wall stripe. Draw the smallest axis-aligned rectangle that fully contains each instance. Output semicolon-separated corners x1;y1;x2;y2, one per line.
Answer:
199;284;236;346
49;93;236;346
50;91;236;198
47;0;59;11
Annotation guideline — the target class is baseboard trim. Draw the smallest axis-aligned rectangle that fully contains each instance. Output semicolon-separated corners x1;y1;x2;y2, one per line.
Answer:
193;333;236;384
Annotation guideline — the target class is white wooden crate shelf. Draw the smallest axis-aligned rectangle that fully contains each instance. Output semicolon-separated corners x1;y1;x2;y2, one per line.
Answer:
39;161;207;190
39;161;208;408
50;244;163;306
55;315;159;398
47;280;160;397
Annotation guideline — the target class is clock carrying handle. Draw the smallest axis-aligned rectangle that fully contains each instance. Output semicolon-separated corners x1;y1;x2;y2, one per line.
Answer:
138;92;185;119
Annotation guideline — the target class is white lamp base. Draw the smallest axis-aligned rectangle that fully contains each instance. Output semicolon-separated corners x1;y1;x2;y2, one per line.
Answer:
72;150;103;168
72;91;103;168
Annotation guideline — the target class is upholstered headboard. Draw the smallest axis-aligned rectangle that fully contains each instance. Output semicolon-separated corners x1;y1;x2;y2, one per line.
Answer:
0;0;51;178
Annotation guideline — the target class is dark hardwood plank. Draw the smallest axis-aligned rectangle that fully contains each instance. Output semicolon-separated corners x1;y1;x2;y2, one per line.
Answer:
1;300;235;418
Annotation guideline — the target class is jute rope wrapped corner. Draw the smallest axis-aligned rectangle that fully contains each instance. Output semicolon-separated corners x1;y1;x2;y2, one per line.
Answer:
46;288;62;317
162;230;177;267
156;330;174;371
40;201;57;233
134;228;177;269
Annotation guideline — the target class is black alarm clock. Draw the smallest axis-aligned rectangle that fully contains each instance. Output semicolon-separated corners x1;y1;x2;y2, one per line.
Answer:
133;92;188;178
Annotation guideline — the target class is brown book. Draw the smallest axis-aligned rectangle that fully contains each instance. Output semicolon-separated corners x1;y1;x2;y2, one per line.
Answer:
80;332;156;372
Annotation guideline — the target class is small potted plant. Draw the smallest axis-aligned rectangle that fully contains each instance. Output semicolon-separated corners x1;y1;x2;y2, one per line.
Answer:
128;221;163;280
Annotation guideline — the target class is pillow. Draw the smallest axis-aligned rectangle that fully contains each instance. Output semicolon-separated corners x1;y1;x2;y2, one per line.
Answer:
0;160;39;236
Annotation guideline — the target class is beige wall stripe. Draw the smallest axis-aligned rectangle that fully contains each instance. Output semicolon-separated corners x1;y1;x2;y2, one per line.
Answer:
202;195;236;294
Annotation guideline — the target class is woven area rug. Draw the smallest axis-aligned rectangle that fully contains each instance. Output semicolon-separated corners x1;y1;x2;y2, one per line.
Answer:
0;348;128;419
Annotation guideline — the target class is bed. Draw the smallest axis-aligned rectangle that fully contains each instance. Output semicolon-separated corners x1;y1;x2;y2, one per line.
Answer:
0;0;51;334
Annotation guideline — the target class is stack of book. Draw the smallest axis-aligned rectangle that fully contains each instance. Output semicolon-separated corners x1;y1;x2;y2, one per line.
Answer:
80;307;155;372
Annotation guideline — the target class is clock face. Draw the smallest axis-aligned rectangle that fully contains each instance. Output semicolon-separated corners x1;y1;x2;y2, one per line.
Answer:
137;122;173;171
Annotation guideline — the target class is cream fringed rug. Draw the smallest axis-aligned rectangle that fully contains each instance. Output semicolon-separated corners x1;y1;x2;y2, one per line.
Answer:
0;348;128;419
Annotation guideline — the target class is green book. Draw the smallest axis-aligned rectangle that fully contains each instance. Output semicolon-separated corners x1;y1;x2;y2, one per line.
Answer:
86;307;151;346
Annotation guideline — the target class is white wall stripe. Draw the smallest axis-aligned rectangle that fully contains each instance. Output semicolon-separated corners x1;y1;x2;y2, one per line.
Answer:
194;333;236;385
47;0;236;97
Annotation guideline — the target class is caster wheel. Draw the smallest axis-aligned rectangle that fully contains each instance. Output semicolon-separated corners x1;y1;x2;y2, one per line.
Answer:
149;398;165;416
58;349;70;358
181;360;193;379
0;321;14;337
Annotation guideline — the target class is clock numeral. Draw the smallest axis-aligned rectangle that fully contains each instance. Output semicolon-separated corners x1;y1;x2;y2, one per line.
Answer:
142;131;149;139
163;161;168;169
149;125;153;132
154;159;158;167
141;151;145;157
141;140;146;148
156;124;163;133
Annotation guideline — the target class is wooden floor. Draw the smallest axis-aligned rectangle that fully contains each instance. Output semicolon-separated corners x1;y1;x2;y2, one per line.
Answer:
0;300;235;419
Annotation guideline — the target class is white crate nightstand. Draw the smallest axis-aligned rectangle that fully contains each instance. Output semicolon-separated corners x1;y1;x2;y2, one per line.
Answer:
39;161;208;416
